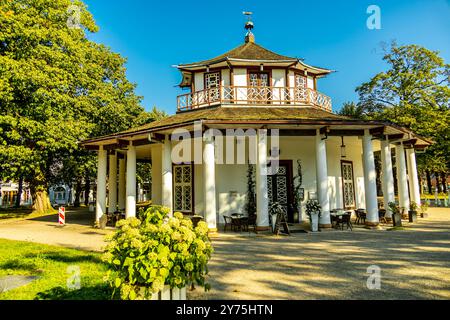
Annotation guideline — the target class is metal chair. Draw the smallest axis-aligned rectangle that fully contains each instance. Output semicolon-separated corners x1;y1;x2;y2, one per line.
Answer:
336;213;353;231
355;209;367;225
223;215;233;232
378;209;387;224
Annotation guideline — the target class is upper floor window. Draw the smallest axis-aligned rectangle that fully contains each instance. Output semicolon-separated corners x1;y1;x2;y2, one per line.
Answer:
295;73;307;101
204;72;220;102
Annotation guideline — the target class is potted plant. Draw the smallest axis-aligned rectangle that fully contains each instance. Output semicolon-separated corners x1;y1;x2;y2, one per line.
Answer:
408;201;418;223
388;202;402;227
305;200;321;232
420;201;429;218
103;205;213;300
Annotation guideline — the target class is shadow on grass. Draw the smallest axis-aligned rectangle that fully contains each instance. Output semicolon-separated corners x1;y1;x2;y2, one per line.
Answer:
0;259;38;272
23;252;104;265
35;284;115;300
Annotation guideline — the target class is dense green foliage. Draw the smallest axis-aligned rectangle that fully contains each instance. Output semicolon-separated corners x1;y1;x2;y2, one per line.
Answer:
341;43;449;186
0;0;165;211
103;206;213;300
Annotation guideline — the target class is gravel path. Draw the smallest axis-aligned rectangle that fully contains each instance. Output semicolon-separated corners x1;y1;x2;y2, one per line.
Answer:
0;209;111;252
1;208;449;299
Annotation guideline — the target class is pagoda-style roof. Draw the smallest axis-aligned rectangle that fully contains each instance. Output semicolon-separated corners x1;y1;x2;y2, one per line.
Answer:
175;41;333;76
81;106;432;149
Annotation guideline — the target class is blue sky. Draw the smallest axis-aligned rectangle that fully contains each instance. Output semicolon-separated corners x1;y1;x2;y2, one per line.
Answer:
84;0;450;114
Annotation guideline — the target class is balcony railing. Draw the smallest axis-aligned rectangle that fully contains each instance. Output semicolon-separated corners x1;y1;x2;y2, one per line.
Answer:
177;85;332;112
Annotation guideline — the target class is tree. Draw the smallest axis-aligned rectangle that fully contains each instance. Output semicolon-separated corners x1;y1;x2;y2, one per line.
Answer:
338;101;367;119
355;42;450;191
0;0;147;213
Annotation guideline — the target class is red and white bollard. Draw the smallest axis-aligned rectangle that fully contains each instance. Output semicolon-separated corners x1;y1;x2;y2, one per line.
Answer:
58;207;65;226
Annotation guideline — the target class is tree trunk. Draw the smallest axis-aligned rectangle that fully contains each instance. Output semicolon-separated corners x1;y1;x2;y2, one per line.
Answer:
14;177;23;208
442;172;448;194
30;186;55;214
84;176;90;206
435;172;442;193
426;170;432;194
74;179;82;207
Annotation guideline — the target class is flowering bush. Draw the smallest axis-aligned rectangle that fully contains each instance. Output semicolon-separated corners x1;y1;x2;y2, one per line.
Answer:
103;205;213;300
305;200;321;217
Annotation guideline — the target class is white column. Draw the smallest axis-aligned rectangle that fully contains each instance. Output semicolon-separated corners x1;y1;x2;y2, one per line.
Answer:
162;136;173;213
151;145;162;205
203;132;217;231
362;130;379;226
406;148;421;207
118;157;126;210
108;153;117;213
315;130;331;227
396;143;410;211
381;139;395;218
126;144;136;218
255;130;270;230
96;146;107;222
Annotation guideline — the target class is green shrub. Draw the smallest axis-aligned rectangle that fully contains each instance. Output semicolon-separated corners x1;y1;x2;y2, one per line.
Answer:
102;205;213;300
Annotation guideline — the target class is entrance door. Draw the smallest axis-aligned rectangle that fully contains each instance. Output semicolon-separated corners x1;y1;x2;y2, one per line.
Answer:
341;160;356;209
267;160;294;223
248;72;270;103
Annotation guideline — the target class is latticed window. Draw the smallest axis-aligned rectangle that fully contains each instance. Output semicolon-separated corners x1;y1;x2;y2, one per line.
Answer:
294;73;307;101
248;72;270;103
173;164;193;213
341;161;356;209
204;72;220;102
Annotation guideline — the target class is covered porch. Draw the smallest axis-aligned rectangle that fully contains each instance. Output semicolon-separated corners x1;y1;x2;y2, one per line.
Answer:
81;108;430;233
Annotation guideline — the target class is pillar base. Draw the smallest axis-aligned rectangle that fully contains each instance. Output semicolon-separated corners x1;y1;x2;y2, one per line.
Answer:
208;228;218;237
365;221;381;230
319;224;332;228
256;226;271;232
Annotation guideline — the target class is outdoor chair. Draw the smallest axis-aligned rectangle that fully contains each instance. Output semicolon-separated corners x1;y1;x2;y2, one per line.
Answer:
336;213;353;231
241;214;257;233
378;209;387;224
355;209;367;225
223;215;233;232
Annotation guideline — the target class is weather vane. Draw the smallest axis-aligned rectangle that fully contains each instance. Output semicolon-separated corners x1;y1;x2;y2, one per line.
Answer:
243;11;254;31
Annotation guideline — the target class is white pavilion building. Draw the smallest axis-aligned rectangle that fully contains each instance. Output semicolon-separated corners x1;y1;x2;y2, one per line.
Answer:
81;23;430;232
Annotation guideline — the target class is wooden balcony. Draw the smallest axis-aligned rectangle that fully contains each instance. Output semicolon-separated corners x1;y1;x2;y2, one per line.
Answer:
177;86;332;113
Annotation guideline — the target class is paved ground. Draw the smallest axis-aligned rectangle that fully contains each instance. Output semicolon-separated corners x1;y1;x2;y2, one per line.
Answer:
0;208;449;299
191;208;450;300
0;208;111;252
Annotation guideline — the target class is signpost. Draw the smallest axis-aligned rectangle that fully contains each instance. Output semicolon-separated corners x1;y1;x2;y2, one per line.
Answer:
58;207;65;226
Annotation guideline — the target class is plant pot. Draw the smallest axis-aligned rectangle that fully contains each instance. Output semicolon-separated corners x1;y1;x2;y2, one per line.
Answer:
310;214;319;232
408;210;418;223
420;212;429;218
392;213;402;227
141;285;187;300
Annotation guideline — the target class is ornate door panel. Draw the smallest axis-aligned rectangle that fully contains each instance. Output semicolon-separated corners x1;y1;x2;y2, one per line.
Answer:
341;161;356;209
248;72;270;103
267;161;294;223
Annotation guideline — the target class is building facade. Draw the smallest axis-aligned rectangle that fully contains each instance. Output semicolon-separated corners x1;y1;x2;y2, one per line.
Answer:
82;26;430;232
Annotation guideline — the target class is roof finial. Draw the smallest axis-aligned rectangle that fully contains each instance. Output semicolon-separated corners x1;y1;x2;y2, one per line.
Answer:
243;11;255;43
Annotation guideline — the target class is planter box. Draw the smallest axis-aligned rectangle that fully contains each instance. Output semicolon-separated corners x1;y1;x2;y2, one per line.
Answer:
310;214;319;232
420;213;429;218
150;285;186;300
392;213;402;227
408;210;418;223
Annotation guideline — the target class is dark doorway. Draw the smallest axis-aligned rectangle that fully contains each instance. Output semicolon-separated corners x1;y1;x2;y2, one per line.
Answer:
267;160;294;223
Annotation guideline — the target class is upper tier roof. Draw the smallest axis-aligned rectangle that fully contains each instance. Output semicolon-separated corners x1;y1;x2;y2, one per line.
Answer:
175;41;333;76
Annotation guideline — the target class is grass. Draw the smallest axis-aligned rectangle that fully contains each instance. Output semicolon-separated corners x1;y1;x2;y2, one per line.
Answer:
0;239;113;300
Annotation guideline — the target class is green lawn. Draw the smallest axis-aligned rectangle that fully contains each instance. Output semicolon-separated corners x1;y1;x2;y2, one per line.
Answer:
0;239;113;300
0;207;57;221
